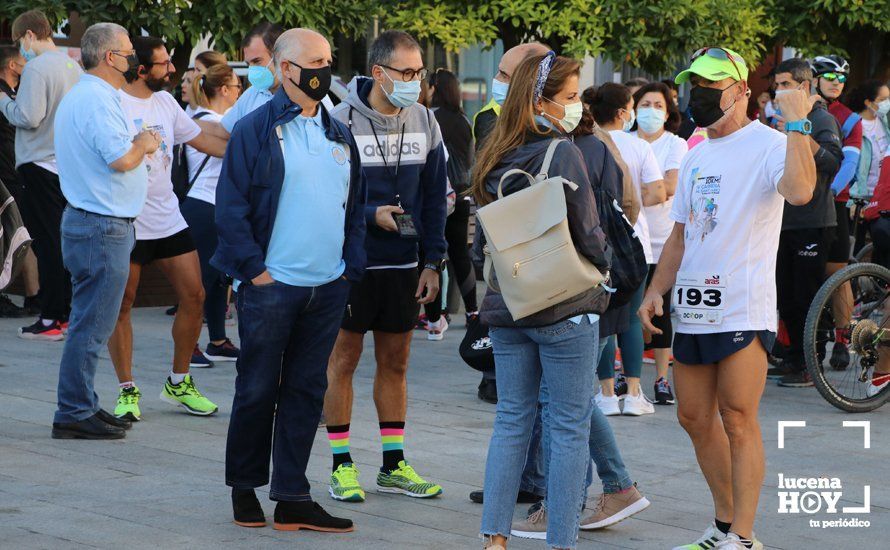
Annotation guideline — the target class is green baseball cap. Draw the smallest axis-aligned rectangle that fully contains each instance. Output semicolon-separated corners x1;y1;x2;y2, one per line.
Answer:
675;47;749;84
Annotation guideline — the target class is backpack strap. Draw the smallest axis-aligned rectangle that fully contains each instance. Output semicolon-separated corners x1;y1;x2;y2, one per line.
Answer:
497;169;535;199
537;138;565;180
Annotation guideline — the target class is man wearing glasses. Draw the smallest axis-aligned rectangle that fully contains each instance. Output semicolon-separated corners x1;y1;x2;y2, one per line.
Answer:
325;30;448;503
640;47;817;550
109;36;227;421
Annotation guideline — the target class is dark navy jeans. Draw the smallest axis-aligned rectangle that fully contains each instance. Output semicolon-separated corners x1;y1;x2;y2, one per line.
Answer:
225;277;349;501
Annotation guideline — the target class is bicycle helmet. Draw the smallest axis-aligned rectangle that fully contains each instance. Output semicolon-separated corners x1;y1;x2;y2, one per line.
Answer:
810;55;850;76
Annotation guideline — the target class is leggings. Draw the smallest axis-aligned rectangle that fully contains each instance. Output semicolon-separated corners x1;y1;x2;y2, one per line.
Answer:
597;280;645;380
423;199;478;322
180;197;228;342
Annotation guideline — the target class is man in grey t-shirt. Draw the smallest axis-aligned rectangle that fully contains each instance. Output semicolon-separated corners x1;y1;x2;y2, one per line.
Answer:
0;10;82;339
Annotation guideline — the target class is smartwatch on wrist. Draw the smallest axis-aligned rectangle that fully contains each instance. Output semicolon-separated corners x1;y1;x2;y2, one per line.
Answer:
424;259;446;273
785;119;812;135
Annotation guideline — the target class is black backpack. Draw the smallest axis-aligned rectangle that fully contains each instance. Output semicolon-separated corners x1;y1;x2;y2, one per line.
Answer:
592;170;647;308
171;111;212;202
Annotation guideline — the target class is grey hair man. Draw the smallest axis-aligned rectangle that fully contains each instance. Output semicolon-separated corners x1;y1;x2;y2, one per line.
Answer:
51;22;161;439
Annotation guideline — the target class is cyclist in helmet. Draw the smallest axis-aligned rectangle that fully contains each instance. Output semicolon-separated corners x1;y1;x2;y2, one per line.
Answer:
812;54;863;371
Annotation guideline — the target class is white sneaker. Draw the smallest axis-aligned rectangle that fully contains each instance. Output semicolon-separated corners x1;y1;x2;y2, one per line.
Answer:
714;532;763;550
622;390;654;416
427;317;449;341
672;522;726;550
595;392;621;416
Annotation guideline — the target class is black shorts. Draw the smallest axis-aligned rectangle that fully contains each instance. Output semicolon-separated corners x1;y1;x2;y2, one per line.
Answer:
673;330;777;365
341;268;420;334
827;201;851;263
644;264;673;349
130;228;196;265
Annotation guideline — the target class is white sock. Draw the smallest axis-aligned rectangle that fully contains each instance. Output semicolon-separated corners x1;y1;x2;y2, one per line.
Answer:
169;372;187;385
119;381;135;390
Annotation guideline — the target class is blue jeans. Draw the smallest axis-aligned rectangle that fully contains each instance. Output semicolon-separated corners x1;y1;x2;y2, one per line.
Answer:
55;208;134;424
180;197;227;342
481;318;597;549
226;278;350;501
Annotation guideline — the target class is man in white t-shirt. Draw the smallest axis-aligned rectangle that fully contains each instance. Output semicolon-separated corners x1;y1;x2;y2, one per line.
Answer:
640;48;817;550
108;36;228;422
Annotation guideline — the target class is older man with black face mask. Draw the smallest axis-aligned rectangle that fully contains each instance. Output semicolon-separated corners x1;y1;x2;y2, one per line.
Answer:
214;27;366;533
639;47;816;550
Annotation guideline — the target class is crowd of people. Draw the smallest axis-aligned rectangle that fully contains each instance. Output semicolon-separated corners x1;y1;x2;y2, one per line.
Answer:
1;7;889;550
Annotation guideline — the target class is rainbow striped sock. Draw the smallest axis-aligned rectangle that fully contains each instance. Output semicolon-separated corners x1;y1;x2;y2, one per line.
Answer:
327;424;352;471
380;421;405;472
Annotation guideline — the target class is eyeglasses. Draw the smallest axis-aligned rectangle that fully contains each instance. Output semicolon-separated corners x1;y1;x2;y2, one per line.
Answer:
379;64;427;82
146;59;174;69
691;47;747;81
110;49;135;57
819;72;847;83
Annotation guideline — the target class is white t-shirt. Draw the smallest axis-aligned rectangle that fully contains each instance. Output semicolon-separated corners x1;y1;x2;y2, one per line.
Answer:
119;90;201;240
862;118;889;194
185;109;224;205
669;120;787;334
634;131;687;262
610;130;663;264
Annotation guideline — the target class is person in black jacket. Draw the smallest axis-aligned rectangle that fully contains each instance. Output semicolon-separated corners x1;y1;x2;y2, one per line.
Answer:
472;52;610;549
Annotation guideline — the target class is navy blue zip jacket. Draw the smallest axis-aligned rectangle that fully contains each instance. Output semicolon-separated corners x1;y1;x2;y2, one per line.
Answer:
211;88;367;284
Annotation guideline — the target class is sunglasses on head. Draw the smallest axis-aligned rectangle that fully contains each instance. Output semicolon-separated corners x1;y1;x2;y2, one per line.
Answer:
819;72;847;83
691;47;747;81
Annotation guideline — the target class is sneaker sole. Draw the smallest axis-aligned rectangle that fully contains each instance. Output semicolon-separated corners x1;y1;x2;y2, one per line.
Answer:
204;354;237;362
189;361;214;368
376;485;442;498
510;529;547;540
233;520;266;528
51;428;126;440
427;333;446;341
273;522;354;533
580;496;651;530
600;408;621;416
655;399;676;405
18;331;64;341
623;407;655;416
777;382;814;388
766;373;788;380
116;411;141;422
329;487;365;502
159;392;218;416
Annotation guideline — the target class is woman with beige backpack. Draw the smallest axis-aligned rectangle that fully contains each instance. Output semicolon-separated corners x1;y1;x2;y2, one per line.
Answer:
473;51;611;550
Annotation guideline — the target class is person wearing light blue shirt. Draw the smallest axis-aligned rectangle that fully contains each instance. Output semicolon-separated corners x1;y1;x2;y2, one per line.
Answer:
221;85;274;133
50;23;161;441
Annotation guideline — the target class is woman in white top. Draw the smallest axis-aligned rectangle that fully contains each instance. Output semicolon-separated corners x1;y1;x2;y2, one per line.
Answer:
589;83;666;416
632;81;688;406
179;64;242;361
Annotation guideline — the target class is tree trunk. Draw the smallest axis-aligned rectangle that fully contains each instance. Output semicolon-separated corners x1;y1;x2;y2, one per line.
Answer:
170;36;193;88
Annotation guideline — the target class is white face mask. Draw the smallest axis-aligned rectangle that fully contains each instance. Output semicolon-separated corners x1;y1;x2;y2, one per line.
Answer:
873;99;890;118
544;98;583;133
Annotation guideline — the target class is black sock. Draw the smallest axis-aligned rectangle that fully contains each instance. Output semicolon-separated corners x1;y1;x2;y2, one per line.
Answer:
326;424;352;471
715;518;732;534
380;420;405;472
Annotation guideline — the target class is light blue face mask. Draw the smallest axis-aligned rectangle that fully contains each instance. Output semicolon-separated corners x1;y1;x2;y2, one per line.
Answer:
622;108;636;132
491;78;509;106
636;107;666;133
381;70;421;108
19;38;36;62
247;61;274;91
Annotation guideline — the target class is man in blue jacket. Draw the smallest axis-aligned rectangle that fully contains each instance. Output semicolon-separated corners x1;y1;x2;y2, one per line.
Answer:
323;30;448;503
211;28;366;533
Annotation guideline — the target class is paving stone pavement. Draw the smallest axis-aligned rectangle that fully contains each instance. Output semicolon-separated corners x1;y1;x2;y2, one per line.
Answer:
0;305;887;549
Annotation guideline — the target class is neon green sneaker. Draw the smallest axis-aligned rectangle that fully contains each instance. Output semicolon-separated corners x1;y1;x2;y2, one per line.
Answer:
329;463;366;502
160;375;218;416
376;461;443;498
114;386;142;421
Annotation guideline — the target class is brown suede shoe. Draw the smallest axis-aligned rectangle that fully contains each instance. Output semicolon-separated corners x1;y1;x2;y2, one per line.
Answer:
579;485;650;530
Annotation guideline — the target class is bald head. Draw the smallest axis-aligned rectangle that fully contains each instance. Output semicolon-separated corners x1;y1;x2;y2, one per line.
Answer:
273;28;330;70
496;42;549;83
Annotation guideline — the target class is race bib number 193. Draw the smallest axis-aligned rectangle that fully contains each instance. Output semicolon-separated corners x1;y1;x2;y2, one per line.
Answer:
673;272;726;325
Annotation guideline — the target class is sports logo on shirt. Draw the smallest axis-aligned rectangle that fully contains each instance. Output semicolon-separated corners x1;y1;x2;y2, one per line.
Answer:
353;133;429;166
685;167;721;243
331;145;348;165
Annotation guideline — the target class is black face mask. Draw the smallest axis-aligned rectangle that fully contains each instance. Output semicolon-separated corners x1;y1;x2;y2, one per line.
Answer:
288;61;331;102
112;52;140;83
688;84;735;128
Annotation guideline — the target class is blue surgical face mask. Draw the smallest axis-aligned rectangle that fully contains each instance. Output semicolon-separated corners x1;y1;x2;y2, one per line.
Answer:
636;107;666;133
381;70;421;108
622;108;636;132
491;78;509;106
247;61;274;91
19;36;36;62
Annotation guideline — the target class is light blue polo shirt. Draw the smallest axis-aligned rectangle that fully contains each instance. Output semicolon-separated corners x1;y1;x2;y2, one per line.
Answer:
54;74;148;218
221;86;274;133
264;108;351;286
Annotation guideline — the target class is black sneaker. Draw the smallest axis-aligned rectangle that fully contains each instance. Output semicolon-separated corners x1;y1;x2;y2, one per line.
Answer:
189;345;213;368
767;363;792;380
18;319;65;341
778;370;814;387
166;304;178;316
654;377;675;405
52;413;126;440
829;343;850;371
0;294;26;318
232;488;266;528
469;489;542;504
273;501;354;533
478;378;498;404
205;338;240;362
614;374;628;399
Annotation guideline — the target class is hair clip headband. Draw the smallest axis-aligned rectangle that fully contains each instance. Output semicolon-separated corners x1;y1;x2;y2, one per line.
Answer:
533;51;556;102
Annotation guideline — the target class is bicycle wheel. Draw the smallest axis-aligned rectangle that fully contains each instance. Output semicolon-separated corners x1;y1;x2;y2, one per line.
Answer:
854;243;873;264
803;262;890;412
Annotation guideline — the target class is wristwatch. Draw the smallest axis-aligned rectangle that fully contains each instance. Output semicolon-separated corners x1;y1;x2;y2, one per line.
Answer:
424;259;447;273
785;119;812;136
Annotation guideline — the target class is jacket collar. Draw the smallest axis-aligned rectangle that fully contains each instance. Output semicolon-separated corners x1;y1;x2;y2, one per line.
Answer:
268;87;349;144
